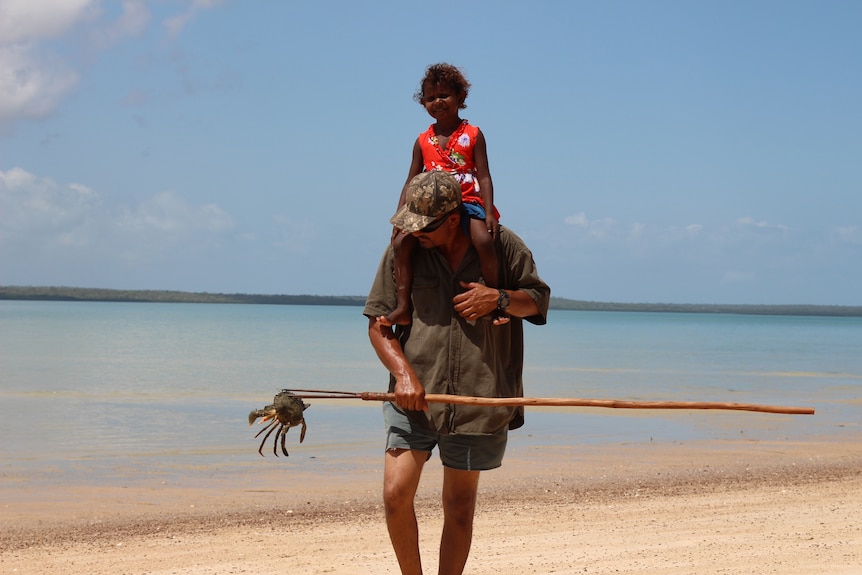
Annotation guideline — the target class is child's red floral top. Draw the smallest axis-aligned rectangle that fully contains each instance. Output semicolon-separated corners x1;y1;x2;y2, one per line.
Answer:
418;120;491;211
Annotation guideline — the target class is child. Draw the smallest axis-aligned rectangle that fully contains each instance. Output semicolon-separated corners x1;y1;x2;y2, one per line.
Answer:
382;62;507;327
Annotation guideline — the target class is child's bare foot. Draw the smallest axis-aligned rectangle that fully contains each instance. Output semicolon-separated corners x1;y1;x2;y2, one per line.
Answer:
380;309;412;326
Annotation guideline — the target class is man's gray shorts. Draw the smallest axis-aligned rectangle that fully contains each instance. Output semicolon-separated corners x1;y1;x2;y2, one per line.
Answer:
383;402;508;471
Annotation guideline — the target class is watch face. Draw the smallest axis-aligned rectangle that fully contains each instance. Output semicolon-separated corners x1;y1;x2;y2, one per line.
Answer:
498;289;509;310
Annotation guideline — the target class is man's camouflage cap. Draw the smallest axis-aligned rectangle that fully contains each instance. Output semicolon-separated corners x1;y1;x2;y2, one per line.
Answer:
390;171;462;233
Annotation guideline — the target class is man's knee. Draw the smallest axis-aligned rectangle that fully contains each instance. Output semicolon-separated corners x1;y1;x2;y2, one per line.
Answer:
383;480;412;513
443;485;476;508
442;479;478;524
383;449;423;514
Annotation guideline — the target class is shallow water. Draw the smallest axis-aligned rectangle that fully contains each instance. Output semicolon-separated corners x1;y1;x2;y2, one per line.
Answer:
1;301;859;487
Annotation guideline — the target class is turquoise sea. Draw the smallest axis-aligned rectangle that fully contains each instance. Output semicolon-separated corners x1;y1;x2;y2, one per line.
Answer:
1;301;859;488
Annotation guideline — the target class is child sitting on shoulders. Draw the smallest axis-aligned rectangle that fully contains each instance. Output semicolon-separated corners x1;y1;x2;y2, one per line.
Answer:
381;62;507;327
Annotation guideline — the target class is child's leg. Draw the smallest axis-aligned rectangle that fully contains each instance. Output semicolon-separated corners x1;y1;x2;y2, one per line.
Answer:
469;218;509;326
381;232;416;326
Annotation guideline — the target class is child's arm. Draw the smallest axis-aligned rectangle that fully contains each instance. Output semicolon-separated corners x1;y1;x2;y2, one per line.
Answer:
396;139;425;209
473;128;498;237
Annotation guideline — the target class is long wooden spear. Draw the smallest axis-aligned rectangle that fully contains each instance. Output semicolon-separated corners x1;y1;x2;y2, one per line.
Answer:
280;389;814;415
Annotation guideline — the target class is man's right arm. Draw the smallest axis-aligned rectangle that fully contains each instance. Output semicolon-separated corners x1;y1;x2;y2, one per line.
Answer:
367;316;428;412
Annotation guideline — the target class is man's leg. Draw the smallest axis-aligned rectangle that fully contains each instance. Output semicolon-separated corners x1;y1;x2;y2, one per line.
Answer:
438;467;481;575
384;448;428;575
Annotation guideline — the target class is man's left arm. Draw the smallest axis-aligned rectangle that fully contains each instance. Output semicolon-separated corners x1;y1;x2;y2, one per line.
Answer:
453;228;550;323
453;281;539;321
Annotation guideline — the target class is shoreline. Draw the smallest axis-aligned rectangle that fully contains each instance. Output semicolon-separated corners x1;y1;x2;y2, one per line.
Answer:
4;287;861;316
3;437;860;574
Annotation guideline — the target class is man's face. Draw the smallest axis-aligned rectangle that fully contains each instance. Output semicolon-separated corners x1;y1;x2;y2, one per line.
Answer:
413;211;456;247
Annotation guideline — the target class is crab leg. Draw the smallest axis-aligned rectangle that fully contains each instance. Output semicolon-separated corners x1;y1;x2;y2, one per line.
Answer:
254;418;279;439
279;427;290;457
257;421;281;457
273;426;282;457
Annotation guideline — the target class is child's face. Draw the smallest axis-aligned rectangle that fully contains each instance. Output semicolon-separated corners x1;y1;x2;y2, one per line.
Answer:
421;82;462;121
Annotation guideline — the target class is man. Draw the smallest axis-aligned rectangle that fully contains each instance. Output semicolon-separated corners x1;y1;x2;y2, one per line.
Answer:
364;170;550;575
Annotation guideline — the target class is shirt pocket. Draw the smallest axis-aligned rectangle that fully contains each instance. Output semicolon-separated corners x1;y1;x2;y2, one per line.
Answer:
412;274;442;324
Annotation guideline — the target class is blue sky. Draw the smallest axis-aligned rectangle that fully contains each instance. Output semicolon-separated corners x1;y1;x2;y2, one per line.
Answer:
1;1;860;305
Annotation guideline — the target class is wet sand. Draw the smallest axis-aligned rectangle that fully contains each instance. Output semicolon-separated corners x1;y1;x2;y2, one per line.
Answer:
2;437;860;574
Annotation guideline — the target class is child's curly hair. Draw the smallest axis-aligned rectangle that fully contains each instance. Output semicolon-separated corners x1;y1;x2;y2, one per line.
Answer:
414;63;471;110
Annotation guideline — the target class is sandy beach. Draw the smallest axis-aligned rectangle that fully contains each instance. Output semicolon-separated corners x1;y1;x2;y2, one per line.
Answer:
2;436;860;575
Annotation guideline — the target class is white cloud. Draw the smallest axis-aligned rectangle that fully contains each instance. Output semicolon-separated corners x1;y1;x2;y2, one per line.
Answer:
0;167;234;263
163;0;223;40
629;222;646;238
564;212;589;227
0;0;95;44
117;191;233;235
0;41;80;129
660;223;704;243
0;0;93;130
736;216;788;231
88;0;150;49
832;225;862;244
0;167;100;245
559;212;798;251
0;0;221;134
563;211;616;238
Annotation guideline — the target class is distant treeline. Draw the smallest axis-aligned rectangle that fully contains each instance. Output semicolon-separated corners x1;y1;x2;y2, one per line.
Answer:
0;286;366;307
548;297;862;317
1;286;861;317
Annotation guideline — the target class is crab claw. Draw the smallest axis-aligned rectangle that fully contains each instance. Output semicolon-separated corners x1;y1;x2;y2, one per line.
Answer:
248;410;260;425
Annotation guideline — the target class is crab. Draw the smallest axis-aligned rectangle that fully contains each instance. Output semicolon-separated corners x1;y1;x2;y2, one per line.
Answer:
248;389;310;457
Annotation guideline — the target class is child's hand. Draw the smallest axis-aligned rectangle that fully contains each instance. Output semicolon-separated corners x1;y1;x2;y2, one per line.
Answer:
485;214;499;239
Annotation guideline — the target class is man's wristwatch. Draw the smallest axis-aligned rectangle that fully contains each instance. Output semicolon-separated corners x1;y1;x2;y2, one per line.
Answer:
497;289;510;312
